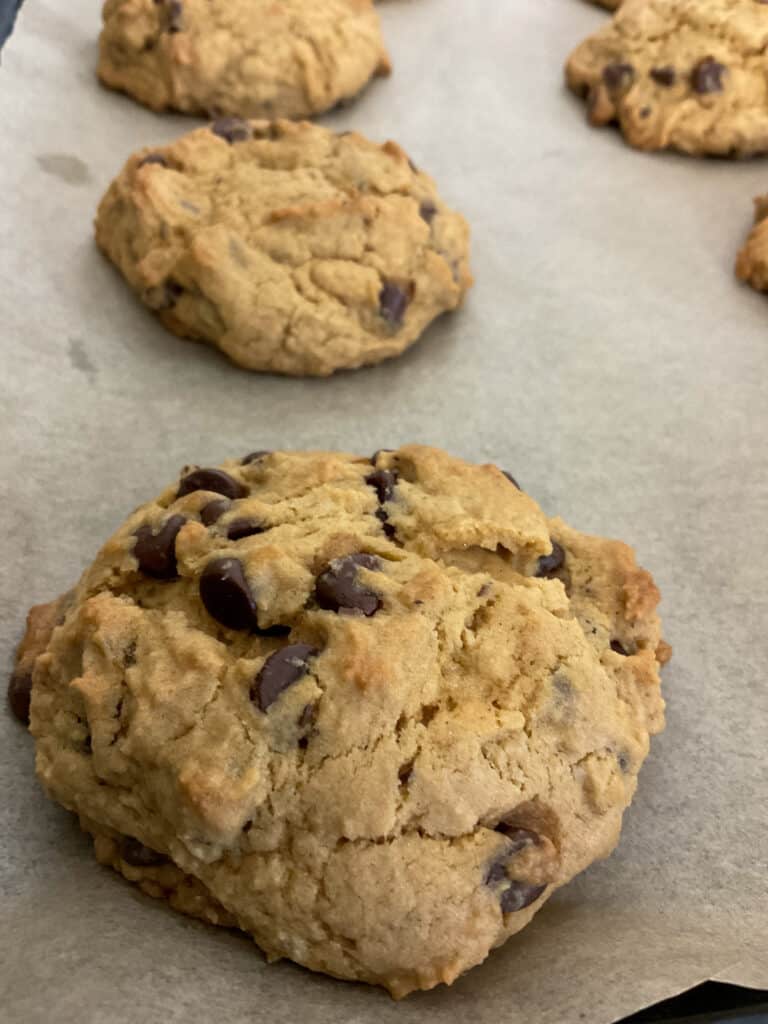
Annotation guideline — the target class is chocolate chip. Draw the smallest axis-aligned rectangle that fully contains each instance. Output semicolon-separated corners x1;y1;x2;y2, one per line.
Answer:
492;825;539;850
315;553;382;616
227;519;265;541
200;498;231;526
177;468;248;500
147;279;184;311
241;450;271;465
379;282;409;327
133;515;186;579
8;669;32;725
602;62;635;92
610;639;628;655
165;0;183;32
419;200;437;224
500;880;547;913
535;541;565;578
251;643;319;711
199;558;258;630
650;66;676;87
365;468;398;503
692;57;726;94
375;506;396;538
640;106;651;119
123;640;137;668
120;836;168;868
138;153;168;168
617;751;631;773
501;469;521;490
211;117;252;144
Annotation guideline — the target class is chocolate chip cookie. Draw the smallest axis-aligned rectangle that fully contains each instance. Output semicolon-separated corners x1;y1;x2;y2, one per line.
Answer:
98;0;390;119
736;194;768;294
566;0;768;156
11;445;669;996
95;120;472;376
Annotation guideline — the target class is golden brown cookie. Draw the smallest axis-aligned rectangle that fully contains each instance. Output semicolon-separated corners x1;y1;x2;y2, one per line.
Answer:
95;120;472;376
567;0;768;156
98;0;391;119
12;446;668;996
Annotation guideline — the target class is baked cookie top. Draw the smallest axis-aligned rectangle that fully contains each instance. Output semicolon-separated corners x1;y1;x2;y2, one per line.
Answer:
95;120;472;376
566;0;768;156
19;446;668;996
98;0;391;119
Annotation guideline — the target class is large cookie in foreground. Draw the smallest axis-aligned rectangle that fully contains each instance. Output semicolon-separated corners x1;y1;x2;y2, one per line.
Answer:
566;0;768;156
95;121;472;376
13;446;669;997
98;0;391;119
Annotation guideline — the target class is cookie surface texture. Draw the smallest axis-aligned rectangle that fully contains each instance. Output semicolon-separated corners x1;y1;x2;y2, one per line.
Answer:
98;0;391;119
17;446;668;996
95;121;473;376
566;0;768;156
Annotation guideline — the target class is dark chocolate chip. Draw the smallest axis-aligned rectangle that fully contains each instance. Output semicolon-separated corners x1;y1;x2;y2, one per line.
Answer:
120;836;168;868
375;506;396;538
610;639;628;656
501;469;521;490
691;57;726;94
640;106;651;119
315;553;382;616
241;450;271;465
365;468;398;504
535;541;565;578
257;623;292;638
138;153;168;168
199;557;258;630
133;514;186;579
177;468;248;500
165;0;183;32
200;498;231;526
147;279;184;311
227;519;265;541
602;62;635;92
8;669;32;725
379;282;409;327
500;880;547;913
211;117;252;144
419;200;437;224
617;751;631;773
650;66;676;87
251;643;319;712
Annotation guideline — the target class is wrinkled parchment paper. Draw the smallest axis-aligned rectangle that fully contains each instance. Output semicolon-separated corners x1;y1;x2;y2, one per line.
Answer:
1;1;766;1021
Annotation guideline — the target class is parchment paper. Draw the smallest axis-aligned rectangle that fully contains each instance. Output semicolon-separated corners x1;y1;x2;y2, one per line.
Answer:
1;2;766;1021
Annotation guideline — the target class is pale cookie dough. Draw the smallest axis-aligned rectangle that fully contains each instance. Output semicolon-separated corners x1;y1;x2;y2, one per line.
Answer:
13;445;669;997
566;0;768;156
98;0;391;119
736;194;768;292
95;120;472;376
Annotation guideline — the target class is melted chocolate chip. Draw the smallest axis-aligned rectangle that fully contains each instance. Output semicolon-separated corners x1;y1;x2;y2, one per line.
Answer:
241;450;271;465
375;506;396;538
8;669;32;725
602;62;635;92
138;153;168;168
692;57;726;94
379;282;409;327
227;519;265;541
610;639;628;656
315;553;382;616
199;557;258;630
133;515;186;579
177;468;248;500
251;643;319;712
200;498;231;526
500;880;547;913
165;0;183;32
211;117;252;144
535;541;565;578
120;836;168;868
419;200;437;224
650;66;676;87
501;469;521;490
365;468;398;503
